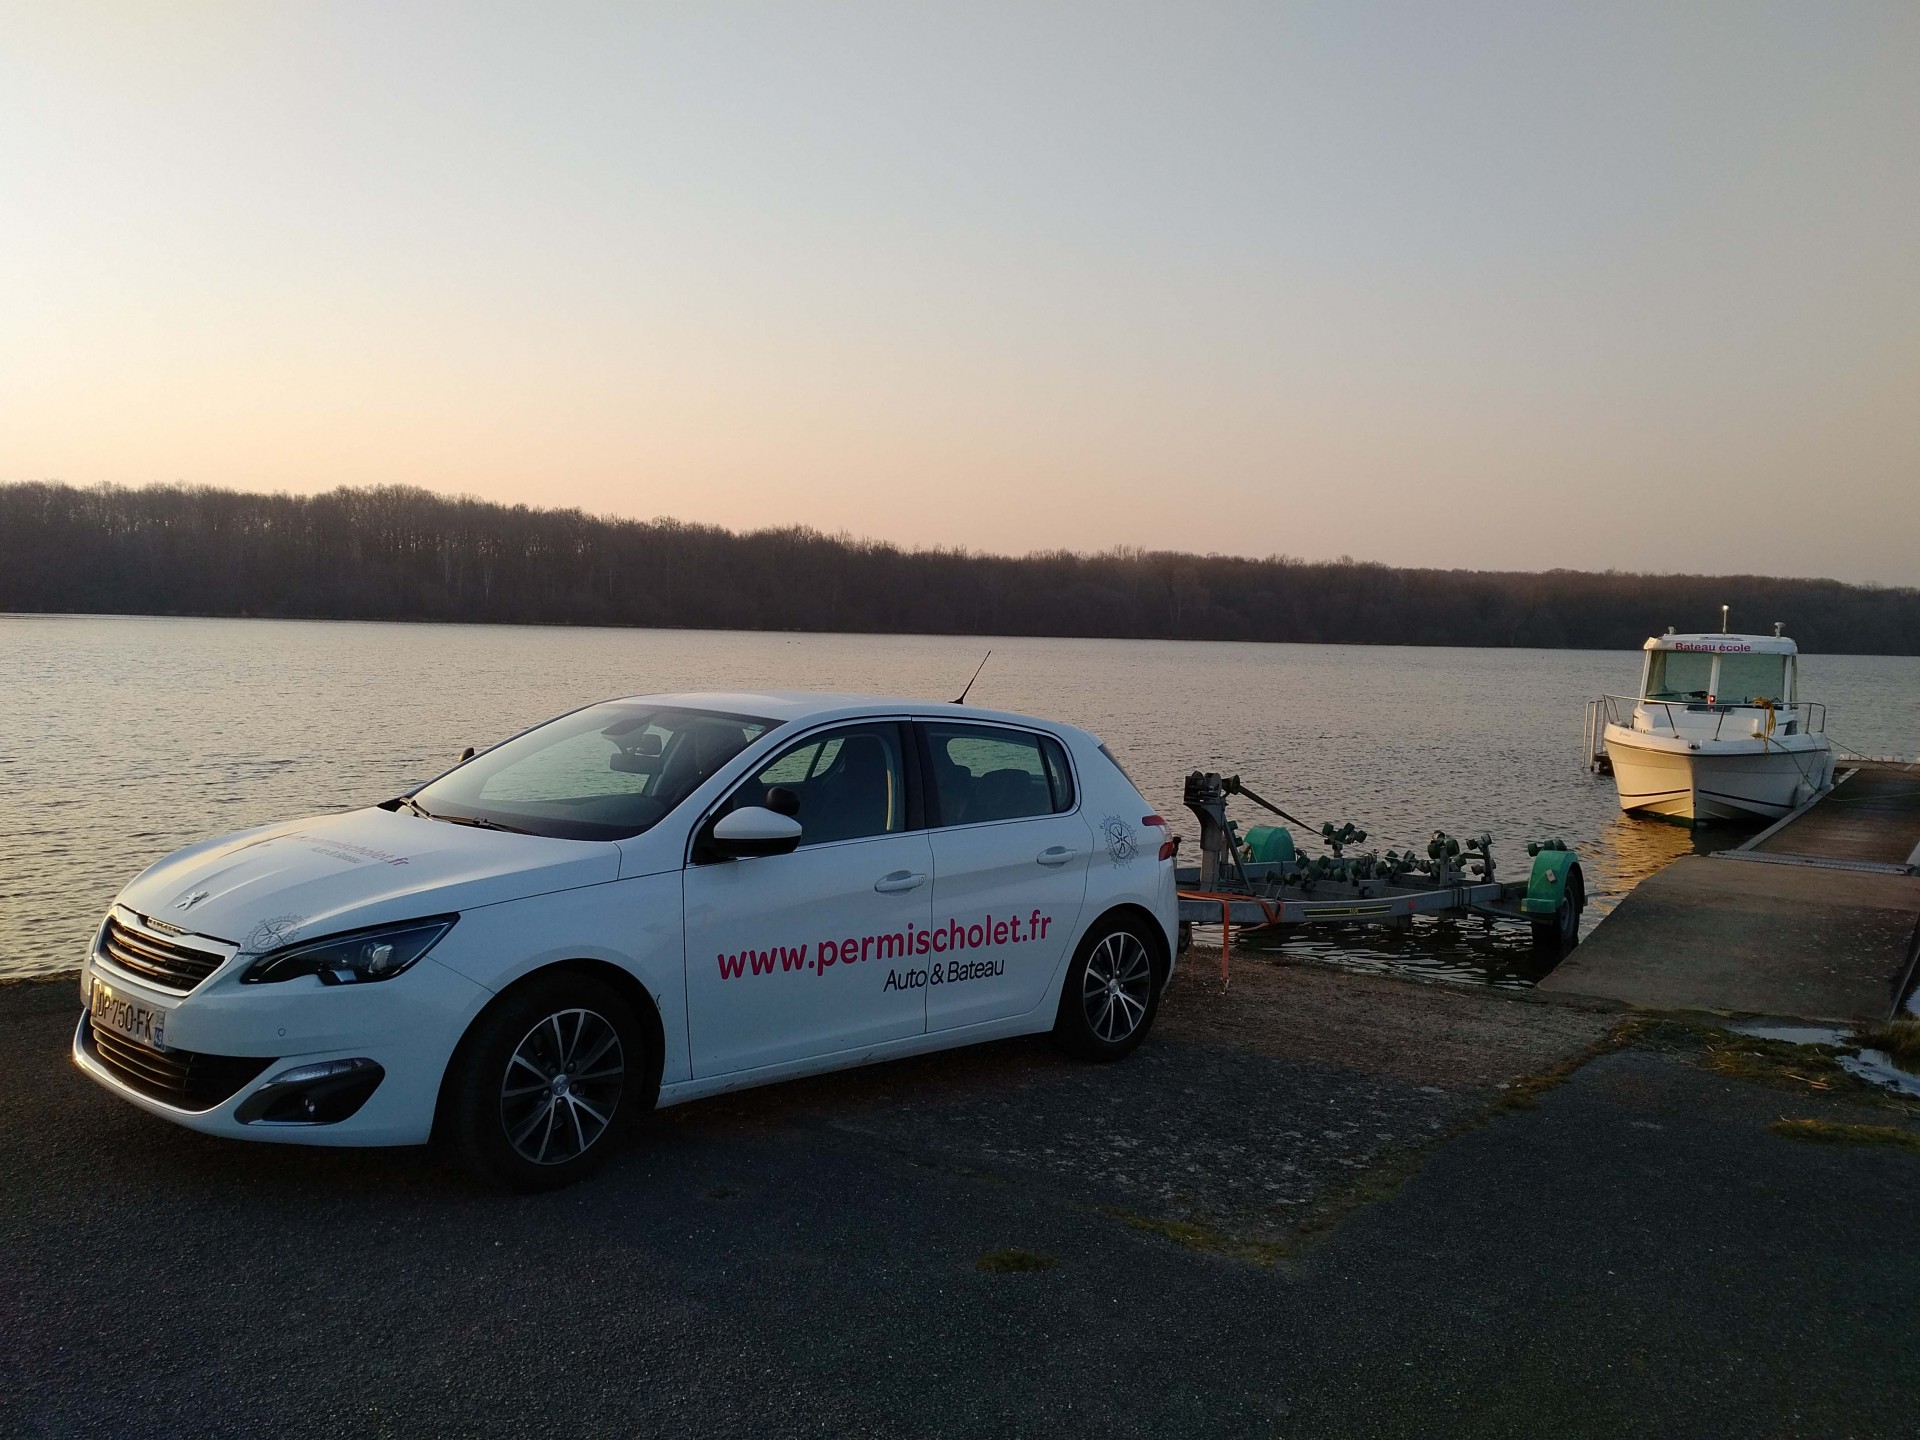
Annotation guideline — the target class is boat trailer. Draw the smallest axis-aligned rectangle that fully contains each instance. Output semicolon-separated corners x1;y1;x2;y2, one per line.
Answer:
1175;771;1586;986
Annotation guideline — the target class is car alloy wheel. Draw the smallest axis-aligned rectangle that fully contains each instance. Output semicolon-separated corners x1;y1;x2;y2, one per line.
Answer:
1080;930;1153;1045
499;1008;625;1166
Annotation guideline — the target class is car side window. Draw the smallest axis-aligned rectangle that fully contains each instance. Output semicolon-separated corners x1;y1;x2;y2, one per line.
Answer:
729;724;906;846
1040;736;1075;812
923;723;1073;826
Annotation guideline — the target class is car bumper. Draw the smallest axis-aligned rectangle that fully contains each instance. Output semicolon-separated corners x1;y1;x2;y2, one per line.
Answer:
73;951;493;1147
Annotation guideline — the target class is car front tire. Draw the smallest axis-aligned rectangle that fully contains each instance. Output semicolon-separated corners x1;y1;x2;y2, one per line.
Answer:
441;973;645;1192
1051;913;1163;1062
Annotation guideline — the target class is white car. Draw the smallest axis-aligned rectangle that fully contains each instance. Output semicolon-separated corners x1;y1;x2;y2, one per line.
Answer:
74;693;1179;1189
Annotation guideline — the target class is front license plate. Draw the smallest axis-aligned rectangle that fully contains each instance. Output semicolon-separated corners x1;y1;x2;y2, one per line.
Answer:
90;979;167;1050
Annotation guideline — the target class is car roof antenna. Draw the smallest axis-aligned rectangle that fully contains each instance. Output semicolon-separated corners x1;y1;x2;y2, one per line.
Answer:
952;650;992;705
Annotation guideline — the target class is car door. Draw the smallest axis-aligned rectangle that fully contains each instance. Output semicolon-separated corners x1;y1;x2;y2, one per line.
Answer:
682;721;933;1077
918;721;1093;1031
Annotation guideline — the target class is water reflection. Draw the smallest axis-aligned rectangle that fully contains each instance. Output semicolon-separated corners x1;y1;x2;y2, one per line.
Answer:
1224;914;1569;991
1582;812;1751;925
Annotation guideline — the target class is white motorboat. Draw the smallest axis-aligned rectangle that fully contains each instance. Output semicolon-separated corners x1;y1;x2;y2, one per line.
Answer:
1586;620;1836;825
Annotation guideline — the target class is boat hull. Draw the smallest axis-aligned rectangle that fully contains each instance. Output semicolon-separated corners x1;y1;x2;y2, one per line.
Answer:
1603;726;1834;825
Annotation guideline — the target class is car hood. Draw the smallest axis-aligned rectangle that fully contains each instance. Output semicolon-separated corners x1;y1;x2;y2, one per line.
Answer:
116;808;620;953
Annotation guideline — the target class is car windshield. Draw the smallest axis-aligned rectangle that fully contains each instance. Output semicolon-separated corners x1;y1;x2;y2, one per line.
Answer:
410;704;774;842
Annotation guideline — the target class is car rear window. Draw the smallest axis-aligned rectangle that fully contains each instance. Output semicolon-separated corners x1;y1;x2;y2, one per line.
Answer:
922;723;1075;826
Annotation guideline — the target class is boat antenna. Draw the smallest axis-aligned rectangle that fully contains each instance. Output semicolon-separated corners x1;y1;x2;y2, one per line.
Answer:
952;650;992;705
1720;604;1729;634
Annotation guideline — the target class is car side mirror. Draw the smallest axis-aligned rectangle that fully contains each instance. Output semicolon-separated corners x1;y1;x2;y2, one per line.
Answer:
709;806;803;859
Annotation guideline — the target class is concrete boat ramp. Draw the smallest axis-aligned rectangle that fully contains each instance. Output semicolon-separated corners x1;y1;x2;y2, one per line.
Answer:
1542;762;1920;1024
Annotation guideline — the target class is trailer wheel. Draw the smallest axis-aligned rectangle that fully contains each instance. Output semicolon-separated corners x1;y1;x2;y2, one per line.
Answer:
1531;868;1584;950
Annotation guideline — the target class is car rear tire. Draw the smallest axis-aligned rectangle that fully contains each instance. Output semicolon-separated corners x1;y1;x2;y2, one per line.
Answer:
1051;914;1163;1062
442;973;645;1192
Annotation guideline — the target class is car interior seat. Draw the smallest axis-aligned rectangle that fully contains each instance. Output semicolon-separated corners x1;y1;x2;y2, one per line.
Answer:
969;767;1047;823
802;735;894;843
932;752;974;825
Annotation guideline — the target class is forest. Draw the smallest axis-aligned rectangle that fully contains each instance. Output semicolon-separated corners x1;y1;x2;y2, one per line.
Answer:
3;481;1915;654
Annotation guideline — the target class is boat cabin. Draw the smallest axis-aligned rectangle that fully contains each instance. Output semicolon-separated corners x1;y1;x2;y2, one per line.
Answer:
1634;632;1806;735
1594;626;1836;821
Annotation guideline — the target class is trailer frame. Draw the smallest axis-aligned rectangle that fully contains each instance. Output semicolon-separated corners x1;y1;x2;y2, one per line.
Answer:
1177;863;1538;985
1173;769;1584;987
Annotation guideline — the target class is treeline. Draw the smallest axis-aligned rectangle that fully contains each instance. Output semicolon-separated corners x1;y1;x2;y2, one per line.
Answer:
2;481;1916;653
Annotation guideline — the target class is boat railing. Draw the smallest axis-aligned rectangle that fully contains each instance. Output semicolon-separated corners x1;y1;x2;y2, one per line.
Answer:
1584;694;1826;770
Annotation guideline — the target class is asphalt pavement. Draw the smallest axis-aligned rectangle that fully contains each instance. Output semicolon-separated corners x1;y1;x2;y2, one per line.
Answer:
3;971;1916;1438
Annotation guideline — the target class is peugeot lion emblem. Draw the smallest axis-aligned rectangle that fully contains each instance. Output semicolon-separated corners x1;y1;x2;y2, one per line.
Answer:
174;889;211;912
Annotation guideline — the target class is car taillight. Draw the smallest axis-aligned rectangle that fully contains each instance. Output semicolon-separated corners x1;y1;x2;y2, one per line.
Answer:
1143;815;1179;862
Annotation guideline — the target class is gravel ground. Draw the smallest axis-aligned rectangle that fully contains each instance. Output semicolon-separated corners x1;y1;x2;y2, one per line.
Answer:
4;964;1913;1437
1156;956;1619;1089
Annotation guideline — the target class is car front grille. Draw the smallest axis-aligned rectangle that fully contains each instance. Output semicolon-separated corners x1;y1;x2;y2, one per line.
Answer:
81;1017;274;1111
98;915;227;993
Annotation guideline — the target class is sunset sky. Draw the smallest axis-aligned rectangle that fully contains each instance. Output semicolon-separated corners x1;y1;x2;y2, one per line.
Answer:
5;2;1916;584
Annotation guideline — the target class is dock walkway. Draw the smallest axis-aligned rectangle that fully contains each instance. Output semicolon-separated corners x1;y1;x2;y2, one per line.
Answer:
1541;762;1920;1023
1747;761;1920;871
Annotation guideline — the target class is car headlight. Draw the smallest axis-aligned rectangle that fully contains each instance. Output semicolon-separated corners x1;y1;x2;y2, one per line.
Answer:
241;916;458;986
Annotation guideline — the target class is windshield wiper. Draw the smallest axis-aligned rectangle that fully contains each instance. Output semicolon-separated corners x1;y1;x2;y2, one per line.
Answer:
436;813;538;836
391;792;535;835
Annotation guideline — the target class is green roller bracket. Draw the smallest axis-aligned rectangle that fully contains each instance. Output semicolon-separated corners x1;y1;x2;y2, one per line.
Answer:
1242;825;1295;864
1521;846;1579;916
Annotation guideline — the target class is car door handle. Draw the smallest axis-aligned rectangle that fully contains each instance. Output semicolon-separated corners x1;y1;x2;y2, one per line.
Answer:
1035;847;1078;867
874;871;928;894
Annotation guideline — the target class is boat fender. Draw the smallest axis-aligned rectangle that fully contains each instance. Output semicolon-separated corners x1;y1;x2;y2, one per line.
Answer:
1241;825;1295;864
1521;842;1581;917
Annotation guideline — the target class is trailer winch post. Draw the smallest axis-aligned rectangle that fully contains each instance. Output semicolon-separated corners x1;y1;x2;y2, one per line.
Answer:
1180;771;1291;988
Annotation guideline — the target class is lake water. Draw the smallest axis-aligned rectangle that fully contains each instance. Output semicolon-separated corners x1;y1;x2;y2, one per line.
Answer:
3;615;1916;985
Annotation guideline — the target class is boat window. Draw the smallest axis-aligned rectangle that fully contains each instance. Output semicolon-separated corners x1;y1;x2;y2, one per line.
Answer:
1644;650;1713;701
1715;652;1787;706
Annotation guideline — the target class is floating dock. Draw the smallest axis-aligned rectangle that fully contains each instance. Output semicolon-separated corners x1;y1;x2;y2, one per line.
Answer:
1541;762;1920;1023
1734;762;1920;872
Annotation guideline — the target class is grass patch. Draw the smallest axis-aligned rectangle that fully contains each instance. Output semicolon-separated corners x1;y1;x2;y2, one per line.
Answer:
1499;1018;1648;1110
974;1248;1058;1273
1102;1208;1289;1267
1701;1034;1855;1094
1769;1118;1920;1154
1854;1018;1920;1071
1614;1015;1917;1113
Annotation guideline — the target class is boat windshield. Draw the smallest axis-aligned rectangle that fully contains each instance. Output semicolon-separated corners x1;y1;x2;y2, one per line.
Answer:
1716;652;1787;706
1644;650;1788;706
1644;650;1713;702
410;703;774;841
